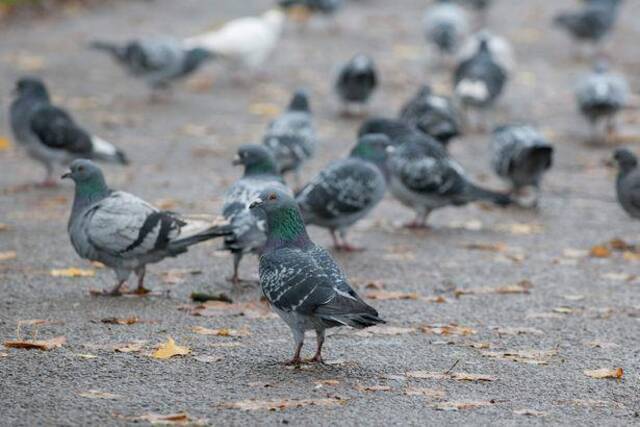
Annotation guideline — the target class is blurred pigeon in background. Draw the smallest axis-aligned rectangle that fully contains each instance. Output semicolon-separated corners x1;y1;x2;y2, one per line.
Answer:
296;134;390;251
575;61;629;141
458;0;492;26
334;54;378;116
399;85;461;147
10;78;128;187
491;124;554;207
458;30;515;73
222;145;292;284
358;117;425;147
388;133;511;228
184;9;285;72
423;0;469;63
263;90;317;188
250;188;384;364
454;38;508;130
64;160;232;296
90;38;213;94
613;148;640;219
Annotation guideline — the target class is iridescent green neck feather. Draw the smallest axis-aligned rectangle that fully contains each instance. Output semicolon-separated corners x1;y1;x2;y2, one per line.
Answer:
265;206;311;249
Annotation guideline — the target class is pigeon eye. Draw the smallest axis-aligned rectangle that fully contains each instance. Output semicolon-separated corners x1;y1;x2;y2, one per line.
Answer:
77;166;84;172
268;193;277;201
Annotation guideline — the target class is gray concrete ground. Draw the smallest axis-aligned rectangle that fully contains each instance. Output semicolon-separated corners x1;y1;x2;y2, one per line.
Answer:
1;0;640;425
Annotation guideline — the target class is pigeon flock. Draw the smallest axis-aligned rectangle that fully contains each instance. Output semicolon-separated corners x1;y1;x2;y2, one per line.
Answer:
4;0;635;365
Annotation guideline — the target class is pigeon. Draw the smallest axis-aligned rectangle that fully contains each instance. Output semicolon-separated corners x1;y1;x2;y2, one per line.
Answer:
457;30;515;73
263;90;317;188
453;38;508;130
63;160;232;296
554;0;622;52
357;117;424;148
575;62;629;141
250;188;384;364
184;9;285;71
90;38;213;91
422;0;469;59
296;134;390;251
334;54;378;115
491;125;554;206
222;145;292;284
9;78;128;187
388;132;511;228
399;85;461;146
613;148;640;219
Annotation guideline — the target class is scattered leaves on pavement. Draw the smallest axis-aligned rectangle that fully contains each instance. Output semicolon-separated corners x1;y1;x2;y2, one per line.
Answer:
4;336;66;351
583;368;623;379
0;251;16;261
454;280;533;297
123;412;207;425
222;398;345;411
420;324;477;336
492;326;544;336
192;326;250;337
482;349;558;365
248;102;280;118
152;337;191;359
405;371;497;382
50;268;95;277
113;340;147;353
0;136;11;151
160;269;202;285
433;400;495;411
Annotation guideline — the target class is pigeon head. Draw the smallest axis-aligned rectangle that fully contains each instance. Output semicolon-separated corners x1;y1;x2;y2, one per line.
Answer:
233;144;279;176
288;90;311;113
14;77;49;100
62;159;110;203
350;134;392;167
250;188;310;247
614;148;638;172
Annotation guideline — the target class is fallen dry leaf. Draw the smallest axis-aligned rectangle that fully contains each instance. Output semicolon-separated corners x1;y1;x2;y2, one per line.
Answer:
78;390;121;400
404;387;447;399
365;290;419;300
192;326;250;337
552;306;575;314
75;353;98;359
101;317;139;325
493;326;544;336
584;368;623;379
355;384;392;392
0;251;16;261
405;371;496;382
0;136;11;151
50;268;95;277
463;242;506;252
455;280;532;297
589;245;611;258
186;301;275;319
248;102;280;118
420;324;477;336
482;349;558;365
114;340;147;353
161;269;202;285
223;398;344;411
433;400;494;411
496;223;543;235
514;409;547;417
127;412;207;425
4;336;66;351
152;337;191;359
0;223;8;231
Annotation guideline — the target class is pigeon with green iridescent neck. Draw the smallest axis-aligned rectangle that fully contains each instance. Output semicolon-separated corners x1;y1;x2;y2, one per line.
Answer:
64;160;232;296
222;145;292;284
250;188;384;364
296;134;390;251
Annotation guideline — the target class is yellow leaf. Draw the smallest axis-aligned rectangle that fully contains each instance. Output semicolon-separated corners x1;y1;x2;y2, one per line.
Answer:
248;102;280;118
50;268;95;277
4;336;66;351
584;368;623;379
192;326;250;337
0;251;16;261
0;137;11;151
152;337;191;359
589;245;611;258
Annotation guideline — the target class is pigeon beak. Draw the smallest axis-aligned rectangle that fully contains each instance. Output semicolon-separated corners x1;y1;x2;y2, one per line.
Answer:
232;155;243;166
61;172;71;180
249;198;263;209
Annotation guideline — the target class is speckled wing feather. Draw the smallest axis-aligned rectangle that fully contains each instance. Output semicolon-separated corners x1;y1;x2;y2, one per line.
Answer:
29;105;93;154
263;111;315;172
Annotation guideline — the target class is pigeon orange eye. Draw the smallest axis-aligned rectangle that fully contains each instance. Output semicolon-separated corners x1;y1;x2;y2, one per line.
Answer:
268;193;277;201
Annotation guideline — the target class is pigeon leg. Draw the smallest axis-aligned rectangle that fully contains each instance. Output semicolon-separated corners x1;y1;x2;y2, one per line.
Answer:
336;229;364;252
103;280;126;296
39;165;58;188
330;229;342;250
309;329;325;363
228;253;244;285
404;210;430;229
133;266;150;295
286;329;304;365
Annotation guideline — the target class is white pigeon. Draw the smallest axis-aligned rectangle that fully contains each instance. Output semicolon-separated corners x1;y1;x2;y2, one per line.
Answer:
184;9;285;70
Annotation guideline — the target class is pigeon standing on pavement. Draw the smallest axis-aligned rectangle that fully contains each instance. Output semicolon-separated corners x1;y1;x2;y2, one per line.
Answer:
388;133;511;228
358;117;424;148
296;134;390;251
334;54;378;115
184;10;285;72
64;160;232;296
10;78;128;187
453;38;508;130
613;148;640;219
90;38;214;92
575;62;629;141
457;31;515;73
263;90;317;188
222;145;292;284
422;0;469;62
399;85;461;147
554;0;622;55
491;125;554;206
250;188;384;364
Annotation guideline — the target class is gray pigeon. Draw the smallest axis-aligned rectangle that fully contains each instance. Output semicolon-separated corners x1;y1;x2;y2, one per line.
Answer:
399;85;461;147
454;38;508;130
423;0;469;58
491;125;554;206
296;134;389;251
64;160;232;296
357;117;424;147
263;90;317;188
222;145;292;284
554;0;621;49
388;133;511;228
614;148;640;219
250;188;384;364
334;54;378;115
90;38;213;91
10;78;128;187
576;62;629;140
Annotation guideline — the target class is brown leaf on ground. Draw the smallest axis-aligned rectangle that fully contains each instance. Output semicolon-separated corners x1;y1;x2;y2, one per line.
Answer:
589;245;611;258
0;223;8;231
463;242;507;252
482;349;558;365
113;340;147;353
352;325;416;336
584;368;623;379
365;281;385;290
50;268;95;277
0;136;11;151
222;398;345;411
365;290;420;300
126;412;207;425
514;409;547;417
0;251;16;261
161;269;202;285
404;387;447;399
454;280;532;297
433;400;494;411
78;390;121;400
101;317;139;325
192;326;250;337
4;336;66;351
405;371;496;382
420;324;477;336
355;384;392;392
493;326;544;336
151;337;191;359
